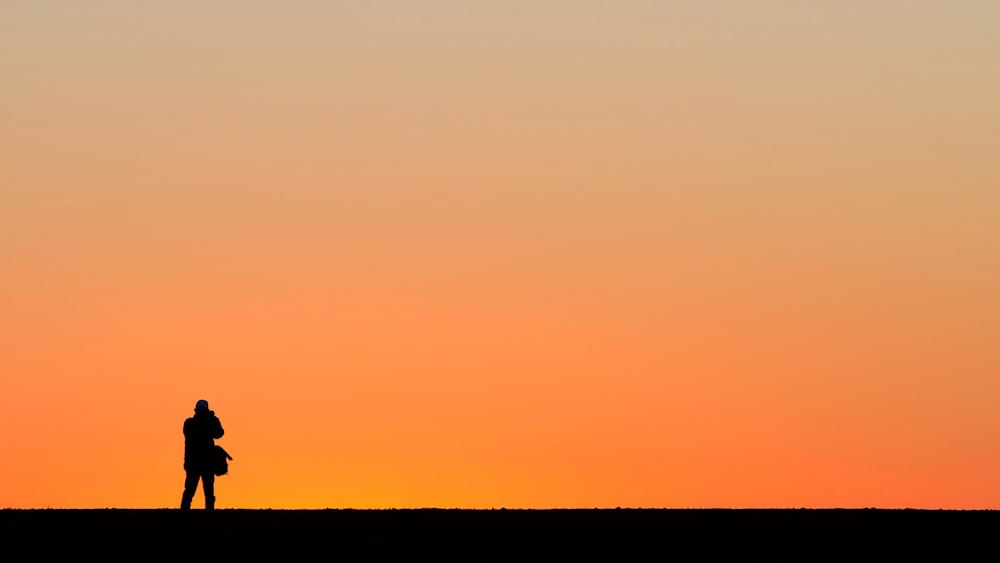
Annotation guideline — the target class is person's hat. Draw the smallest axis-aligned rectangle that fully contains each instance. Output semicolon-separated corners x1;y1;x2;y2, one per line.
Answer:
195;399;209;411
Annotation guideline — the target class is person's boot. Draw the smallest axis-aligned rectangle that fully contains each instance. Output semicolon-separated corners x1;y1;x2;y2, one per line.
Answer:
180;493;192;510
206;495;215;510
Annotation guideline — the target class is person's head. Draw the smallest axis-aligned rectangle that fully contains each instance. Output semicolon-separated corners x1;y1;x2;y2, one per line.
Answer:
195;399;209;412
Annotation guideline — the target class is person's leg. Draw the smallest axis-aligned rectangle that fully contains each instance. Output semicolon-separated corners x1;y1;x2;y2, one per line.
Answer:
181;471;200;509
203;472;216;510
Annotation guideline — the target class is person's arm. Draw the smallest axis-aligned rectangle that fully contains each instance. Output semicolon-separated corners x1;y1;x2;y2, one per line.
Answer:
213;418;225;440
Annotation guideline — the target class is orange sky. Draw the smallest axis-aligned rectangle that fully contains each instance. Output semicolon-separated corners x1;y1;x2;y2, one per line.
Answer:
2;2;999;509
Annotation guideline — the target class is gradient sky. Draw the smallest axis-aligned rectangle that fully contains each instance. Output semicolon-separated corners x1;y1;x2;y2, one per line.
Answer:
3;1;998;509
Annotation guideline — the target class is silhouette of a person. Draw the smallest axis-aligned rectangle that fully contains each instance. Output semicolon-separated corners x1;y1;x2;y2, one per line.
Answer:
180;399;225;510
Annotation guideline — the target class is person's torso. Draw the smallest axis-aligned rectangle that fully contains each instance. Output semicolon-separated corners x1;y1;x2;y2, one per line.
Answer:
184;413;221;454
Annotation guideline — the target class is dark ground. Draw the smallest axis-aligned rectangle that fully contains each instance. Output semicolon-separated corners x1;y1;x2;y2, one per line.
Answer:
2;508;995;557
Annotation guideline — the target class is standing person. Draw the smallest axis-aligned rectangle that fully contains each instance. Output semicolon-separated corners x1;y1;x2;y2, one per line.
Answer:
180;399;225;510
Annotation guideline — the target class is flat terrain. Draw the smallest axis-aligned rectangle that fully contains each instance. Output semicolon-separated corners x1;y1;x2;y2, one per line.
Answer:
2;508;995;556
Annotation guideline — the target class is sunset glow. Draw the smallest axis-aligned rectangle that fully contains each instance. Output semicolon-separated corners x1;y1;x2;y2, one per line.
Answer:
2;2;998;509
